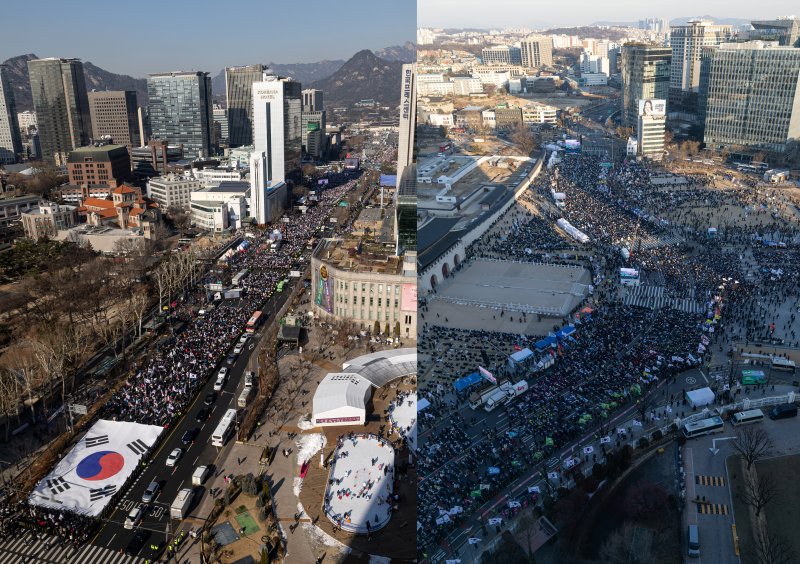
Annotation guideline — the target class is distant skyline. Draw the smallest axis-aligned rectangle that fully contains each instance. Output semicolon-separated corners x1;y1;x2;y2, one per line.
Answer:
0;0;415;77
418;0;797;29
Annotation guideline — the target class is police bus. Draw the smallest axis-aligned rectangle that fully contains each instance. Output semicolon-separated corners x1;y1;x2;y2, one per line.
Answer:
211;409;237;447
682;416;724;439
731;409;765;426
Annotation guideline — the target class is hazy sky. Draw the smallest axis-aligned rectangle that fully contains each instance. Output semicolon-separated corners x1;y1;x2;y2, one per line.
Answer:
0;0;415;77
418;0;796;29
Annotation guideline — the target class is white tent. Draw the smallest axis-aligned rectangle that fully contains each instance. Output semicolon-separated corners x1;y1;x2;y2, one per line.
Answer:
508;348;534;370
312;373;372;427
417;398;431;412
686;387;715;408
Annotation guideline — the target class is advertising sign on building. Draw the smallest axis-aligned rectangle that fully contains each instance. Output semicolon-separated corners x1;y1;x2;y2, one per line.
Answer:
638;98;666;117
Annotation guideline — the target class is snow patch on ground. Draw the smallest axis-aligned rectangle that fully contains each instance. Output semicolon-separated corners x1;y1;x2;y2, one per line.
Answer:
301;522;352;552
293;477;303;497
296;433;326;466
298;416;314;430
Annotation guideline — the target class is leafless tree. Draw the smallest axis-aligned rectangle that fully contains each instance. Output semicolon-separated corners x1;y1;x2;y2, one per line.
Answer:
733;426;774;471
739;471;779;518
1;343;40;422
752;520;796;564
0;368;22;440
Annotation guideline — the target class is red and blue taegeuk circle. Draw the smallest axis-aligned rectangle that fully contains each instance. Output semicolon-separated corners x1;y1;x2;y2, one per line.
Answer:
76;451;125;481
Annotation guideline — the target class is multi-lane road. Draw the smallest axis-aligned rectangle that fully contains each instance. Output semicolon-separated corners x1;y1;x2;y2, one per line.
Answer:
91;287;293;559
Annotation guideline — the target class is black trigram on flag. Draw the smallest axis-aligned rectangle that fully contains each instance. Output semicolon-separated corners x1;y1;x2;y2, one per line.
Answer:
89;485;116;502
47;476;71;495
84;435;109;448
127;439;149;456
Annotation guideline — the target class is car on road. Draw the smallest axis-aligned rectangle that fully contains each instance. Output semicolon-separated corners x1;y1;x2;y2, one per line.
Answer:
233;343;244;355
124;505;145;529
125;528;150;556
213;374;226;391
196;407;210;422
226;353;236;364
204;392;216;405
244;371;255;388
166;448;183;467
142;480;160;503
181;428;198;445
218;367;228;378
239;334;249;344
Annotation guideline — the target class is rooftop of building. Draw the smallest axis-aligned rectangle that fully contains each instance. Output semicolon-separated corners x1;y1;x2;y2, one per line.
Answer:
148;71;209;78
68;144;129;162
313;238;407;276
204;181;251;193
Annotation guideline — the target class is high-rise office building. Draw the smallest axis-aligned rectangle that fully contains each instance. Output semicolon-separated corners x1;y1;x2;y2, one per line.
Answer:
750;17;800;47
212;104;228;148
250;73;302;224
620;44;672;128
87;90;139;148
0;66;22;164
637;98;667;159
701;41;800;155
302;89;323;113
147;71;213;159
27;58;92;165
302;111;327;158
481;45;523;66
396;63;416;256
520;36;553;69
397;64;416;186
669;20;732;96
226;64;266;148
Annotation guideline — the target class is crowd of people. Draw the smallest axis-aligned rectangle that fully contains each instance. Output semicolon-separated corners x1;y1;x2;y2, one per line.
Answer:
8;172;365;542
101;175;360;426
416;150;800;555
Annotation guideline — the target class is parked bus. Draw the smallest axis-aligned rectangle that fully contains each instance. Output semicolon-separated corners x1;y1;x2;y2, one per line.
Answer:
231;269;249;287
211;409;237;447
682;416;724;439
732;409;765;426
246;311;263;334
771;357;796;373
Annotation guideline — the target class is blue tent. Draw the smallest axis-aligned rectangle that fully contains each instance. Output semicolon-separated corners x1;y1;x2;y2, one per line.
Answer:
535;336;556;351
454;372;482;392
380;174;397;187
556;325;576;339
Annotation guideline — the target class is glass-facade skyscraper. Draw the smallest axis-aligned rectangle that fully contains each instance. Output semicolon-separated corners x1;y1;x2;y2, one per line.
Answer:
147;71;213;159
0;66;22;164
701;41;800;155
226;64;266;148
27;58;92;165
620;44;672;128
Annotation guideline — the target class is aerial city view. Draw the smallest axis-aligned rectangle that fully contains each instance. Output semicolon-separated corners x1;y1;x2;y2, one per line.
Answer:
0;0;799;563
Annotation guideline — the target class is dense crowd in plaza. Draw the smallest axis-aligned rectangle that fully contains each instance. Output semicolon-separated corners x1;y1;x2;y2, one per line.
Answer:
101;176;359;426
417;150;800;555
0;174;362;545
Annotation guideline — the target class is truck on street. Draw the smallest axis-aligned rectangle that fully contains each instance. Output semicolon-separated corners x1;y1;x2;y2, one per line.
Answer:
485;380;529;412
170;488;194;519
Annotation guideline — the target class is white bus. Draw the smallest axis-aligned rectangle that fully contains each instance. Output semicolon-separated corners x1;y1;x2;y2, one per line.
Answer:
232;269;249;287
211;409;237;447
682;416;724;439
732;409;764;426
771;357;796;373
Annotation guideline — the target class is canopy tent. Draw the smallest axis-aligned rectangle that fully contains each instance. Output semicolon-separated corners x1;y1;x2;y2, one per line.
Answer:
556;325;576;339
312;373;372;427
686;387;715;408
417;398;431;412
454;372;482;392
508;348;534;370
535;336;556;351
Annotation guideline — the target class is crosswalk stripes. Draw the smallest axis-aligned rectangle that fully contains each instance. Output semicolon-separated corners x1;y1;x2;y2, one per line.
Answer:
695;475;726;487
697;503;729;515
0;530;144;563
622;285;705;314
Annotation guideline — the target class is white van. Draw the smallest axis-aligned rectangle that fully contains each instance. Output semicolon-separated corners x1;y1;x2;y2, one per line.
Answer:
192;465;211;486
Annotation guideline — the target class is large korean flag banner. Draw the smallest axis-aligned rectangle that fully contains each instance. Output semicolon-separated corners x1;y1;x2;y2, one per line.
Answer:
30;419;163;516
